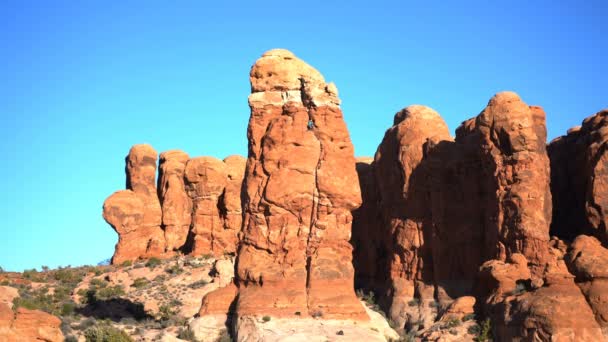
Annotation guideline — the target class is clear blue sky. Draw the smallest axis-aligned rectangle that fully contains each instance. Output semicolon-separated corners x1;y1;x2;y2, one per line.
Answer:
1;1;606;271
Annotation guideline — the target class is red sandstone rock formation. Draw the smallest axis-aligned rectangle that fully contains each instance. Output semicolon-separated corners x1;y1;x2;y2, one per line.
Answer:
549;110;608;245
184;156;245;257
104;145;245;263
158;150;192;252
232;49;366;321
565;235;608;330
0;304;64;342
353;92;554;331
104;144;166;264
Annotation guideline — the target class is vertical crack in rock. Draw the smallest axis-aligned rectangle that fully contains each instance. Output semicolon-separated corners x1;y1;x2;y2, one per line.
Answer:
232;49;367;322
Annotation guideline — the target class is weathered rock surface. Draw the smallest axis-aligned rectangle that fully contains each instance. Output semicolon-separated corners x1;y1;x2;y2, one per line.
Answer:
158;150;192;252
565;235;608;331
0;304;64;342
353;92;555;337
234;300;398;342
549;110;608;245
234;49;366;320
104;144;166;264
104;145;246;263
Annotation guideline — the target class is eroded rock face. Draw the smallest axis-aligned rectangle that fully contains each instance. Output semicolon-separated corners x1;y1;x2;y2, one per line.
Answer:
565;235;608;330
0;304;64;342
549;110;608;245
104;144;246;263
479;253;604;341
158;150;192;252
234;49;366;320
104;144;166;264
353;92;554;331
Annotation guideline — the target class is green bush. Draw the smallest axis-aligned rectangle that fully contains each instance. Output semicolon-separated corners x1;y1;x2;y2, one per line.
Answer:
90;278;108;288
94;285;125;301
84;324;133;342
445;317;461;328
131;278;149;288
217;329;231;342
53;267;85;285
166;264;183;275
145;258;162;268
262;315;271;323
463;313;476;321
121;260;133;267
61;302;76;316
189;280;209;289
475;318;493;342
177;328;198;341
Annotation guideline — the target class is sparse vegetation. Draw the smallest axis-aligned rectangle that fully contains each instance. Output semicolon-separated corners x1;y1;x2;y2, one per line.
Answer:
311;310;323;318
166;264;183;275
407;298;420;307
177;327;198;341
84;323;133;342
93;285;125;301
189;279;209;289
262;315;271;322
121;260;133;267
469;318;492;341
145;257;162;268
445;317;461;328
463;313;476;321
131;277;149;288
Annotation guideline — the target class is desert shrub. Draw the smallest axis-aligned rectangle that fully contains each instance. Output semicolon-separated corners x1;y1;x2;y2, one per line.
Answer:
131;278;149;288
61;302;76;316
53;267;84;285
463;313;476;321
121;260;133;267
262;315;271;322
76;317;97;331
84;324;133;342
23;269;45;282
145;257;162;268
0;266;4;273
475;318;493;342
311;310;323;318
428;300;440;308
94;285;124;301
64;336;78;342
445;317;461;328
201;254;213;260
166;264;183;275
177;327;198;341
189;280;208;289
90;278;109;288
0;280;8;286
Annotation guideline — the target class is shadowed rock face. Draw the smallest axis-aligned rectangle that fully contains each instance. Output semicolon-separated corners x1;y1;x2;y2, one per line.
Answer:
353;92;554;331
549;110;608;245
104;145;246;264
233;49;366;321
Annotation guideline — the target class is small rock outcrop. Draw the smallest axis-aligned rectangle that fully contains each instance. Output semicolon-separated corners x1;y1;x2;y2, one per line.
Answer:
104;146;245;263
0;304;64;342
549;110;608;245
223;49;366;323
